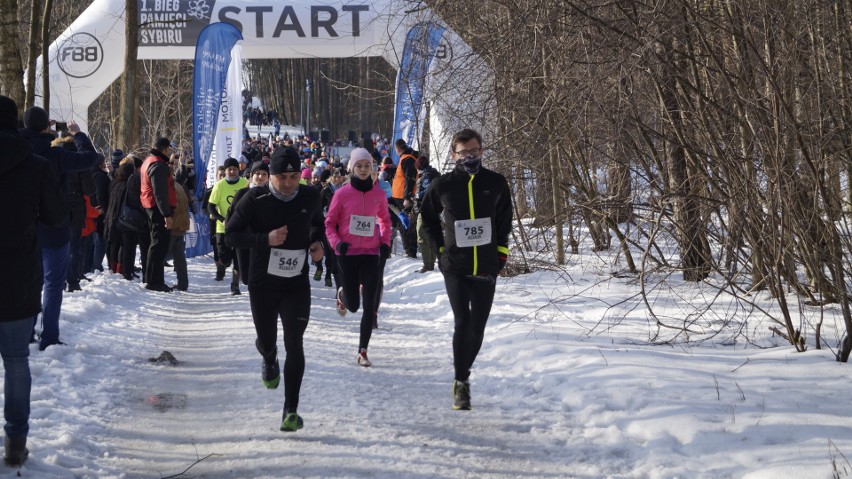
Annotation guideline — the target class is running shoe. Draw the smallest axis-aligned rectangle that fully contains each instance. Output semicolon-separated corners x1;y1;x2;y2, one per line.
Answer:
357;349;372;367
262;358;280;389
325;276;333;288
313;266;323;281
452;380;471;410
280;410;304;431
336;287;347;316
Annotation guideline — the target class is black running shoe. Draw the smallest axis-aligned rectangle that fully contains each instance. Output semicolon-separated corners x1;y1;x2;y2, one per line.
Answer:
452;380;471;410
262;358;280;389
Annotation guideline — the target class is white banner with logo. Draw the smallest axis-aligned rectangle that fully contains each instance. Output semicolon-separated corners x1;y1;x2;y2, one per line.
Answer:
206;44;243;188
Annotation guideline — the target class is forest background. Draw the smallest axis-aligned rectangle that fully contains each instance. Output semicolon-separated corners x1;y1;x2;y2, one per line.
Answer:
1;0;852;359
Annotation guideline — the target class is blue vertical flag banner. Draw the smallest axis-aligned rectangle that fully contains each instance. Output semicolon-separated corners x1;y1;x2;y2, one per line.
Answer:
391;22;446;164
192;22;243;199
188;22;242;258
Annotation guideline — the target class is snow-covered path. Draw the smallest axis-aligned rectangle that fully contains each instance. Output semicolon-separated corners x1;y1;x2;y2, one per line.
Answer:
15;257;574;478
6;254;852;478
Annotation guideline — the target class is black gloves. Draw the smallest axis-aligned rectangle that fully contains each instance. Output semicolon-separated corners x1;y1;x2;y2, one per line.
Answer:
337;242;350;256
380;243;391;259
498;252;507;272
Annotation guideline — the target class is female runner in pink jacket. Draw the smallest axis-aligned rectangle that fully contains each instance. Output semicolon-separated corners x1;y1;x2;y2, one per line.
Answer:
324;148;392;367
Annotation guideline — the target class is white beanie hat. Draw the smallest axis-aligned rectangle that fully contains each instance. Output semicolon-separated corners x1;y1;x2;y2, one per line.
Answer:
348;147;373;171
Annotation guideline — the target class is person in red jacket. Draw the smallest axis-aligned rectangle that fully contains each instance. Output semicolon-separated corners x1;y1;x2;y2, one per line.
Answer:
140;137;177;292
324;148;392;367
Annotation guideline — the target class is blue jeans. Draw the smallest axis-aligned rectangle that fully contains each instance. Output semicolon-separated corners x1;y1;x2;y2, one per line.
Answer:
0;317;32;440
40;243;69;346
90;231;105;273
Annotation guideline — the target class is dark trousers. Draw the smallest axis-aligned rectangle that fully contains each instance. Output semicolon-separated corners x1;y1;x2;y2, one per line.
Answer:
120;228;141;279
250;279;310;412
390;199;416;257
322;237;337;286
209;218;220;263
443;272;496;382
145;209;171;287
216;233;240;290
67;225;83;286
168;235;188;290
374;254;387;311
336;254;380;350
107;238;122;273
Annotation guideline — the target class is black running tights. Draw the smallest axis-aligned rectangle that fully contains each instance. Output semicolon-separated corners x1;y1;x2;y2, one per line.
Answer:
336;254;380;350
443;272;496;382
249;279;310;412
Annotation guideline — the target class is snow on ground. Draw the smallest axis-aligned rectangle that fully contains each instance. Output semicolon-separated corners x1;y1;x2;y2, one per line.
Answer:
2;252;851;478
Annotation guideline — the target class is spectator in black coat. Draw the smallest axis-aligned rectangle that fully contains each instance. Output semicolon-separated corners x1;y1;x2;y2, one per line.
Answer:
90;156;111;273
0;95;67;466
20;106;100;351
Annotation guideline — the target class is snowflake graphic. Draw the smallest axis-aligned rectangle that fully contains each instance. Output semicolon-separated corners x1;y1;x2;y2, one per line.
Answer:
187;0;210;21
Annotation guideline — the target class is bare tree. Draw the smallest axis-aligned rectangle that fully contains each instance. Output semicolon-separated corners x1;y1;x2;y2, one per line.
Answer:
0;0;25;107
118;0;139;150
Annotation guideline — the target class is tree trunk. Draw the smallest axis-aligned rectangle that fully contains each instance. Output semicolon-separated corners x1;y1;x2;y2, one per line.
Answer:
24;0;41;109
40;0;52;112
119;0;140;150
0;0;25;108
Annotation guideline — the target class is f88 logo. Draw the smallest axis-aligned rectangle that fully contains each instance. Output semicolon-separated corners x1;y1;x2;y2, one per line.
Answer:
57;32;104;78
61;47;99;62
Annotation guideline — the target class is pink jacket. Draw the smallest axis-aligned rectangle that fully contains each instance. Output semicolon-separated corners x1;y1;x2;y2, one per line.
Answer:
325;183;392;255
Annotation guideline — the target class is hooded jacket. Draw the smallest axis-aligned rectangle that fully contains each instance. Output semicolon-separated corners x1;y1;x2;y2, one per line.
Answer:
0;129;67;321
324;180;392;255
420;165;512;277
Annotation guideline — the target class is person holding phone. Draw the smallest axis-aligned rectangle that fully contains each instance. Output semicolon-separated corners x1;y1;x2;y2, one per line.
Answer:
20;107;100;350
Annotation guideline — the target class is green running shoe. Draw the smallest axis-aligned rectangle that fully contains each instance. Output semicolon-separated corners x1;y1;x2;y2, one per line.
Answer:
452;380;471;410
280;411;304;431
262;359;280;389
313;266;323;281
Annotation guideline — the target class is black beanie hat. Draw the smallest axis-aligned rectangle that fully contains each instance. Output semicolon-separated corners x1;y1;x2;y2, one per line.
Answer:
154;137;171;150
250;161;269;174
270;147;301;174
223;157;240;169
0;96;18;130
23;106;49;132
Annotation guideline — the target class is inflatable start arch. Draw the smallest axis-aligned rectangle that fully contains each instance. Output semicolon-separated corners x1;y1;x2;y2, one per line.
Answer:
35;0;496;166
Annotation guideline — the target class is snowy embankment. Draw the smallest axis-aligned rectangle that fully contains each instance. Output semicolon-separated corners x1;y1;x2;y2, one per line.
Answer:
2;253;850;478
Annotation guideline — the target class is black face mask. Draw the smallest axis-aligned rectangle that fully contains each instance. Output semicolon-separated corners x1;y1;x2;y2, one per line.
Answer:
456;155;482;174
350;174;374;193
